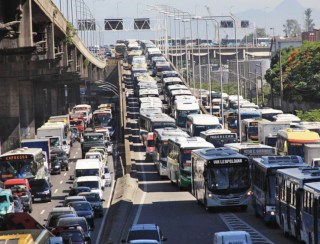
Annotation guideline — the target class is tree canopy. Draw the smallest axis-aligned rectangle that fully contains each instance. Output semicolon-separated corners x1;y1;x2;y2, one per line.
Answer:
305;8;315;31
283;19;301;37
265;41;320;103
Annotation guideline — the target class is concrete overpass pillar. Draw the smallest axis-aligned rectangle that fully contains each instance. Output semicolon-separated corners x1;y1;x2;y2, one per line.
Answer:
19;79;35;139
0;78;21;152
46;22;55;59
19;0;33;47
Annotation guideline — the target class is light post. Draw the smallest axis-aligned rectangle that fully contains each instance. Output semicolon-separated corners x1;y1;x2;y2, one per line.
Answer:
64;85;68;114
182;18;190;86
116;1;122;17
256;62;264;106
193;15;202;103
205;19;212;114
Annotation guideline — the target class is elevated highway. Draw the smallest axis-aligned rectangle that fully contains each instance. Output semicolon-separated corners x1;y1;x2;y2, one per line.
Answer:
0;0;109;152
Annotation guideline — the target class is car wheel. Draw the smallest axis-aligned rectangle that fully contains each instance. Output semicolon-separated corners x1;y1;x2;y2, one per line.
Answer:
66;166;69;171
28;205;33;213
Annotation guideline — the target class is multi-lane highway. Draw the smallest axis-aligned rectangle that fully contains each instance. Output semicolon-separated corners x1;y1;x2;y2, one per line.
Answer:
119;68;299;244
29;141;115;243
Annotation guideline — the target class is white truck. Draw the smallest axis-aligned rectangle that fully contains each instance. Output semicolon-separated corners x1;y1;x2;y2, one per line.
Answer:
304;144;320;167
258;121;291;146
36;123;65;150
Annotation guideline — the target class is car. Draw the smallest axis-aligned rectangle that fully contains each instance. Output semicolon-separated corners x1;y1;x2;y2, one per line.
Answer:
52;225;90;244
69;186;92;197
103;167;112;187
73;176;104;199
50;155;62;175
29;179;52;203
78;192;104;217
122;224;167;244
44;206;78;231
51;148;69;171
61;196;87;207
67;201;95;229
4;178;32;213
13;196;24;213
62;139;71;156
56;216;91;243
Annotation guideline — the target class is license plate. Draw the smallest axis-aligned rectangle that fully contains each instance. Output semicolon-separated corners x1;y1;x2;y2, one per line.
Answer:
34;198;41;201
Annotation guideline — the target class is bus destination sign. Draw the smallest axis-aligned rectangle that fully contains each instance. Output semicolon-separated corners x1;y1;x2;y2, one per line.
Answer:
211;158;243;164
0;154;33;161
242;148;275;155
209;134;236;139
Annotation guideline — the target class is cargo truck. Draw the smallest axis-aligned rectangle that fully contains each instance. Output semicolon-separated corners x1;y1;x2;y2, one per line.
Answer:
304;144;320;167
21;138;51;162
36;123;65;150
258;121;291;146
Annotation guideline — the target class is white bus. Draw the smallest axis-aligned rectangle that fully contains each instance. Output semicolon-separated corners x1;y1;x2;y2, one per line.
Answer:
153;128;189;177
258;108;283;121
191;148;251;211
0;147;49;181
172;101;200;128
167;137;214;190
186;114;222;137
200;129;238;148
251;156;306;224
165;84;188;104
223;143;276;164
139;113;176;133
276;167;320;239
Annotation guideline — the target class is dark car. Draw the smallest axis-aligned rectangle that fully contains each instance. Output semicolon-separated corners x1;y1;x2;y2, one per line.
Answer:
68;201;95;229
51;148;69;171
61;196;87;207
52;225;90;244
45;207;78;231
50;155;62;175
69;186;91;197
57;217;91;243
122;224;167;244
29;179;52;203
78;192;105;217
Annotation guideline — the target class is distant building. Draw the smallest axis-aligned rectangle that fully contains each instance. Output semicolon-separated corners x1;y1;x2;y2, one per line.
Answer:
270;36;302;57
302;29;320;42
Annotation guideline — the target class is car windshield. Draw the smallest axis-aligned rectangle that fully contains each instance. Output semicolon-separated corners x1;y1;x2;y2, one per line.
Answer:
60;231;84;242
82;193;100;202
29;180;48;190
48;212;72;227
77;181;99;189
69;202;91;211
57;219;88;233
128;230;160;241
0;196;8;203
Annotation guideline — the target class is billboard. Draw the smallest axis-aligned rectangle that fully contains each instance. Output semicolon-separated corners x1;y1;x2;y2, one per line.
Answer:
134;18;150;30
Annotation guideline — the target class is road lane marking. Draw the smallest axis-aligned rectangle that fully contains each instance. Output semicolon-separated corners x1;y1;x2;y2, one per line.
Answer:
54;189;58;194
60;180;63;184
64;173;67;176
40;210;45;215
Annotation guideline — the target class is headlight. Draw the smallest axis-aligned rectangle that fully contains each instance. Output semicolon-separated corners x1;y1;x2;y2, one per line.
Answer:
85;215;93;218
43;190;50;194
54;165;60;168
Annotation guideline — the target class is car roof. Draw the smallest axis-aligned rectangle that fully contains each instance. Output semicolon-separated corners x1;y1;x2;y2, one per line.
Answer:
65;196;86;200
130;224;159;231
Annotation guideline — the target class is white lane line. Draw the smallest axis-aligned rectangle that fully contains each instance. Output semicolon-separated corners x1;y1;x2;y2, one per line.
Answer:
40;210;45;215
60;180;63;184
54;189;58;194
64;173;67;177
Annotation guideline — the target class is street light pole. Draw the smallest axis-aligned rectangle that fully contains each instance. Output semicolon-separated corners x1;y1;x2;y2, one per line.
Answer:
205;20;212;115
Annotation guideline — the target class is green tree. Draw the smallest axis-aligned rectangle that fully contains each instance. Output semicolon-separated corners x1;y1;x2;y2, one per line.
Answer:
283;19;301;37
305;8;315;31
242;28;266;43
266;41;320;103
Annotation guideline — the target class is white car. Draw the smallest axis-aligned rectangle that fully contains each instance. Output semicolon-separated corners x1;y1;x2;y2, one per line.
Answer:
62;140;70;156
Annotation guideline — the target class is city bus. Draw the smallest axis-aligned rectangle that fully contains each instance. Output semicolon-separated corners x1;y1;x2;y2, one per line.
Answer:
167;137;214;190
139;113;176;133
186;114;222;137
227;109;261;133
241;118;268;143
251;156;306;224
276;128;320;157
0;147;49;181
153;128;189;177
275;167;320;239
191;148;251;211
200;129;238;148
172;101;200;128
259;108;283;121
223;142;276;164
293;121;320;135
301;181;320;244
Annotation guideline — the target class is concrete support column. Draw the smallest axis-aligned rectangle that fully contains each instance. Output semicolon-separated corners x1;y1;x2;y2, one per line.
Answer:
71;47;77;72
50;87;58;115
19;0;33;47
46;22;55;59
0;78;21;152
62;42;68;67
19;79;35;139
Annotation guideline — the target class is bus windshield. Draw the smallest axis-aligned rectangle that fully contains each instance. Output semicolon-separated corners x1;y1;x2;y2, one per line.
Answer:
177;110;199;126
288;143;304;157
160;144;169;158
180;149;192;171
247;126;258;140
207;134;237;148
93;113;111;127
75;169;99;178
0;160;36;180
152;123;176;130
207;165;250;194
194;124;222;137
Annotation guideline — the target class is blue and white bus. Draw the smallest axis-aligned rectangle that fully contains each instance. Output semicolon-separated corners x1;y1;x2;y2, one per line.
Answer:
200;129;238;148
301;181;320;244
275;167;320;239
191;148;251;211
251;156;306;223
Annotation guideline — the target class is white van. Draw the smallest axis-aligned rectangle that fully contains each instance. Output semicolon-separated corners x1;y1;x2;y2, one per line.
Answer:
73;176;104;198
213;231;252;244
74;159;103;181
